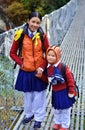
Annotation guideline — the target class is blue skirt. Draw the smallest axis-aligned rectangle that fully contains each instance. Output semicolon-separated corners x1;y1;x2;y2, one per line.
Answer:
52;89;76;110
15;69;48;92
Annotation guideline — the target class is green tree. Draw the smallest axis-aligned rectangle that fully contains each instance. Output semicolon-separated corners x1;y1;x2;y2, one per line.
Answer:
19;0;70;15
43;0;70;14
19;0;46;16
4;0;70;26
5;1;28;26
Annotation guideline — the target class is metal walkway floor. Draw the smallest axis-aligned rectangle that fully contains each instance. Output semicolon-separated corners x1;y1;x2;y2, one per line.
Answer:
14;0;85;130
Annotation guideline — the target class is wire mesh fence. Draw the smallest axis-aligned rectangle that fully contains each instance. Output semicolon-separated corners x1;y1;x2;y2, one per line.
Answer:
0;55;24;130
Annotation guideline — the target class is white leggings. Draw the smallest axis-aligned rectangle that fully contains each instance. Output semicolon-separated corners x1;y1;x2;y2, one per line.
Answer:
24;90;46;122
54;108;71;128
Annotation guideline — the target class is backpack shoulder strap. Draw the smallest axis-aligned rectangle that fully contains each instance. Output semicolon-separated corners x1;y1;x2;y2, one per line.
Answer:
61;63;66;81
40;33;46;52
18;32;24;53
37;27;46;52
14;32;24;69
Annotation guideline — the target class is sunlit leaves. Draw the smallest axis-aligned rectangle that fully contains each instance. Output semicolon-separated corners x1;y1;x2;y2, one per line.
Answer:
5;1;28;26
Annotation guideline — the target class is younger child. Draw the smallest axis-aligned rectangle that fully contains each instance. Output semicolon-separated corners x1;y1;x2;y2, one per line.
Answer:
46;45;76;130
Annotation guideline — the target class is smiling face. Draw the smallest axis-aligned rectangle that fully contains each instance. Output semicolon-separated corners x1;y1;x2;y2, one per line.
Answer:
46;46;62;64
47;50;57;64
27;17;41;32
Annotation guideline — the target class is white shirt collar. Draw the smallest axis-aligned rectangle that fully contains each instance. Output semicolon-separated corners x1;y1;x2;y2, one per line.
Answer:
47;60;61;68
28;28;37;36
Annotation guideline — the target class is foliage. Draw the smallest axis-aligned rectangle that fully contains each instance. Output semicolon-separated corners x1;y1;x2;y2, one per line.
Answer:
4;0;70;26
18;0;46;16
5;1;29;26
19;0;70;15
42;0;70;14
0;0;16;7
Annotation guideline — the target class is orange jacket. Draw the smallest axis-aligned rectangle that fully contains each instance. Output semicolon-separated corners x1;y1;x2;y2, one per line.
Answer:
21;34;44;71
10;33;50;72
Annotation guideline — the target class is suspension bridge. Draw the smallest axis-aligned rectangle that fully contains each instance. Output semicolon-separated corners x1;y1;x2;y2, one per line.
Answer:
0;0;85;130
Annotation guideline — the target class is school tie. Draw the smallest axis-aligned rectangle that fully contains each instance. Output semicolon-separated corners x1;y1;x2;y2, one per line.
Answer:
28;31;34;38
30;32;34;38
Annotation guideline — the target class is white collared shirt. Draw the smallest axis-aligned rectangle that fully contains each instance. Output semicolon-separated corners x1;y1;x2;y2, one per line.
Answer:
28;28;37;36
47;60;61;83
47;60;61;68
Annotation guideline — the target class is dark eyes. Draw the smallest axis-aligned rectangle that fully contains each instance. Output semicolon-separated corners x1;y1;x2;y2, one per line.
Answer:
32;21;40;25
48;54;55;57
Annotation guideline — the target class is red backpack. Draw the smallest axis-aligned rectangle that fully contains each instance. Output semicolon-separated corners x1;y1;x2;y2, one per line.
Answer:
61;63;79;99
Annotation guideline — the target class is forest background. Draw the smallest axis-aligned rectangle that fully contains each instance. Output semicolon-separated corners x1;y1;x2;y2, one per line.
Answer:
0;0;70;27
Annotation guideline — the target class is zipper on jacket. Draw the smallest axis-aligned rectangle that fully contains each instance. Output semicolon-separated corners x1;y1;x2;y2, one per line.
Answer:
32;40;36;70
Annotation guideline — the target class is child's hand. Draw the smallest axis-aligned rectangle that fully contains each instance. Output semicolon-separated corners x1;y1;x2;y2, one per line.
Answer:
51;77;57;85
68;93;74;98
35;68;43;78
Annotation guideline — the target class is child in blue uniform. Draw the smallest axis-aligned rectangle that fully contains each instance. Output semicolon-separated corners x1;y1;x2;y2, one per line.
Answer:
46;46;76;130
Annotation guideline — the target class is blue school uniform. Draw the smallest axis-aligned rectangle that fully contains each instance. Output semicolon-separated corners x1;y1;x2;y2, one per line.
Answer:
47;63;76;110
15;69;48;92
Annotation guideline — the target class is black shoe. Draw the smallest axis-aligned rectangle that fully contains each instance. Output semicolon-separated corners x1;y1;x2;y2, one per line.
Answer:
22;115;34;124
33;121;41;128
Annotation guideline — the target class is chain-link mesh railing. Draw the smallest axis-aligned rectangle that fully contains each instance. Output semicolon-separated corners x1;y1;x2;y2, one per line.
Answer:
0;55;24;130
